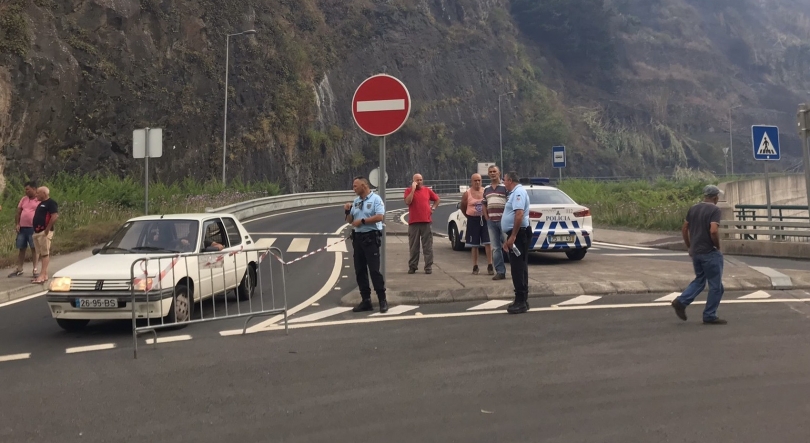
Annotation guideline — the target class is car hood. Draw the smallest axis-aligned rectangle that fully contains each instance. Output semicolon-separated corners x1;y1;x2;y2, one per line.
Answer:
53;253;181;280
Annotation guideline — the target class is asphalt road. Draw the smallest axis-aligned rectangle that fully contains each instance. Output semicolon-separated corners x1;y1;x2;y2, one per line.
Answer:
3;298;810;442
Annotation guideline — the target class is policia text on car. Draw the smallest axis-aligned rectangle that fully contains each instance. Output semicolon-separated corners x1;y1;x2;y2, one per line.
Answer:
344;176;388;313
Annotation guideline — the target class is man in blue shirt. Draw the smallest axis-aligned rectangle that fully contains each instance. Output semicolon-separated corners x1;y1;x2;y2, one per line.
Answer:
344;176;388;313
501;171;532;314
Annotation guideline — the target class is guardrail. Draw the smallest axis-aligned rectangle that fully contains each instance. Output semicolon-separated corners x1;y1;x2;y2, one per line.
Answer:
734;204;810;241
721;219;810;243
211;188;408;220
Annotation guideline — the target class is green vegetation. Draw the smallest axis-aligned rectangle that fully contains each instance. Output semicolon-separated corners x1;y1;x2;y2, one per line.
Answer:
0;0;30;56
0;174;281;268
558;177;714;231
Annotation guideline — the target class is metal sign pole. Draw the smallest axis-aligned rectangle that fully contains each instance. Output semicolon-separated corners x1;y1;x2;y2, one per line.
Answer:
800;104;810;222
145;127;150;215
379;136;386;279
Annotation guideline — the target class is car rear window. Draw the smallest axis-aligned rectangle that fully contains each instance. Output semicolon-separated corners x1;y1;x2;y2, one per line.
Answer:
525;189;576;205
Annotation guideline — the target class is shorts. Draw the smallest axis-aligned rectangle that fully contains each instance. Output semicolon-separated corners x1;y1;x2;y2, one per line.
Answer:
16;227;35;250
465;215;490;247
33;230;54;256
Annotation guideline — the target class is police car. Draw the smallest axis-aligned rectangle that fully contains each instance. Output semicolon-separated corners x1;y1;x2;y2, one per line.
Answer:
447;178;593;260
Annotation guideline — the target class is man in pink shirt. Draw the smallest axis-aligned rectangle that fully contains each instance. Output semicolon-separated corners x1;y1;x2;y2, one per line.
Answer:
9;181;40;278
404;173;440;274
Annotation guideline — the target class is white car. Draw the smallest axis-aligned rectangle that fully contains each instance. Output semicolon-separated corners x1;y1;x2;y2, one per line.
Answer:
447;182;593;260
45;213;259;331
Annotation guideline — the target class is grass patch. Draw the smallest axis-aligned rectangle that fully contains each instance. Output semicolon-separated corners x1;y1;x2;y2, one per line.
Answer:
0;174;281;269
558;177;713;231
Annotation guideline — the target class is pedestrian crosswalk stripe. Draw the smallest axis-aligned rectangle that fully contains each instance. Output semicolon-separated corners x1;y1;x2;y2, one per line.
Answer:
738;290;771;299
326;237;348;252
654;292;680;302
591;241;656;251
288;307;353;324
254;238;276;249
556;295;602;306
370;304;420;316
287;238;311;252
467;300;512;311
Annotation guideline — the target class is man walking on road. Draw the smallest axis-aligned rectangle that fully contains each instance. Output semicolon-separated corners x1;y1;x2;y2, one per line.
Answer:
501;172;532;314
671;185;727;325
32;186;58;284
344;177;388;313
483;165;508;280
9;181;39;278
404;173;440;274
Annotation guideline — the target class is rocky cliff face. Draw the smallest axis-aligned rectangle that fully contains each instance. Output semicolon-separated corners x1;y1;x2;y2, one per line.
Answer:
1;0;809;194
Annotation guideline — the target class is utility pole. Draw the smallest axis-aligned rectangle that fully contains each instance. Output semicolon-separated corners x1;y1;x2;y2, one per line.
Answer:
798;104;810;221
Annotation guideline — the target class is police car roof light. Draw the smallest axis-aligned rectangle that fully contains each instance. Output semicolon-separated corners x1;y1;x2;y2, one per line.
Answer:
528;177;550;186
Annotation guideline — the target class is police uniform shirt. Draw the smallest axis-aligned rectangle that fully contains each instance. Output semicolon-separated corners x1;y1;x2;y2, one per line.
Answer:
500;184;530;231
351;191;385;233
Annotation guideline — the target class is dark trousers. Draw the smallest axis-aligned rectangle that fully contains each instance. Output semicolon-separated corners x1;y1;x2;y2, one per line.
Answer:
408;222;433;271
353;231;386;302
507;227;532;301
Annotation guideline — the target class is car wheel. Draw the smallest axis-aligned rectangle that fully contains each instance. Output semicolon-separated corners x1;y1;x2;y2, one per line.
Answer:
168;284;192;323
237;263;257;301
565;249;588;261
449;224;464;251
56;319;89;332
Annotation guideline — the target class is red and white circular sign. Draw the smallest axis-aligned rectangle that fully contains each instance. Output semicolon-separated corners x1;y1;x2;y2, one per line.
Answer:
351;74;411;137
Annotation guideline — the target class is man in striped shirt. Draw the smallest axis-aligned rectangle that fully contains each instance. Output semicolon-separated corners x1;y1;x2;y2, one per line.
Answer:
482;165;508;280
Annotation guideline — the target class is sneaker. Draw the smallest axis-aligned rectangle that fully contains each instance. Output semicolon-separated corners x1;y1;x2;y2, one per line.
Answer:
7;270;23;278
425;269;432;274
472;265;479;275
703;318;728;325
407;269;416;274
379;299;389;313
487;264;494;275
492;273;506;280
671;299;687;321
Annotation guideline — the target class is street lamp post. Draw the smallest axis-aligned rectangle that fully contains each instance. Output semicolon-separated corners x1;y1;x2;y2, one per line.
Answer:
498;92;514;170
222;29;257;186
729;105;741;176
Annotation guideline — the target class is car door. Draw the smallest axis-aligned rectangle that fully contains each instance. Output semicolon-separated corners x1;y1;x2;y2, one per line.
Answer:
221;217;246;290
198;218;230;297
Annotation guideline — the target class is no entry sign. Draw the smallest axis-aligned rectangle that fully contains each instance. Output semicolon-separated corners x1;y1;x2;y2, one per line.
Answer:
352;74;411;137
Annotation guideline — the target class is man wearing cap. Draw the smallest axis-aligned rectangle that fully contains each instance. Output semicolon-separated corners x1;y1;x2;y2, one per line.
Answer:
671;185;727;325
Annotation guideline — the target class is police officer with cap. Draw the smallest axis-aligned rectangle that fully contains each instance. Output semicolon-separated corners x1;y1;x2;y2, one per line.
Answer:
501;171;532;314
344;176;388;313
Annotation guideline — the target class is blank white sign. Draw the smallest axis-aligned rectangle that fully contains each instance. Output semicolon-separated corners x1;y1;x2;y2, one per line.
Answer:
133;128;163;158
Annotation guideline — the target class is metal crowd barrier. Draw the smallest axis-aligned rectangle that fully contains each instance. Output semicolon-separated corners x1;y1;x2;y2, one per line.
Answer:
129;245;287;358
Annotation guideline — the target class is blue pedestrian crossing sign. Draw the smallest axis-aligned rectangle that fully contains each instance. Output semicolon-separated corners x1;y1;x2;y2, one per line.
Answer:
751;125;780;160
552;146;566;168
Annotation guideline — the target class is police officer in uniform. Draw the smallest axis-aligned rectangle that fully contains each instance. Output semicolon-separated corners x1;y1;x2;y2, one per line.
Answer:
501;171;532;314
344;176;388;313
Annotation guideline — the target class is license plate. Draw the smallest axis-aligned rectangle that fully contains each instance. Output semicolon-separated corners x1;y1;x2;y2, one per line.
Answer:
551;235;575;243
76;298;118;309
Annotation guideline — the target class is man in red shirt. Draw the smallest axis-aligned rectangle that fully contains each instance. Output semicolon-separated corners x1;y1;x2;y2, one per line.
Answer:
404;173;440;274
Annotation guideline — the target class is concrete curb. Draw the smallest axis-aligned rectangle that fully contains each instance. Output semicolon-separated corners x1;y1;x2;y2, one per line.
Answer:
338;277;808;307
0;283;47;305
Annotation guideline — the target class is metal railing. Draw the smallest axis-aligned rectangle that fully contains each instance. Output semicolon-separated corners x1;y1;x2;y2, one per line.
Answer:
733;204;810;241
129;245;287;358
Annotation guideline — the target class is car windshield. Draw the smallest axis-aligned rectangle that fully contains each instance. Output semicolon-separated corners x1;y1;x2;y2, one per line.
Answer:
101;220;200;254
525;188;576;205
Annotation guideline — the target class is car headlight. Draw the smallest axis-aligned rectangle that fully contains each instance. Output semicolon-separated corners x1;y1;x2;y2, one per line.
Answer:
132;278;154;292
50;277;71;292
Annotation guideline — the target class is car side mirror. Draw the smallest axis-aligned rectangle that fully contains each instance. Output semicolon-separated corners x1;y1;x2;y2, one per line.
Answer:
92;248;101;255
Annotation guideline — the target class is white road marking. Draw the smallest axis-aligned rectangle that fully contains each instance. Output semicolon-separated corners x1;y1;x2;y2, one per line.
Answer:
327;237;348;252
250;232;333;236
66;343;116;354
654;292;681;302
751;266;793;288
145;335;192;345
254;238;276;249
312;303;320;306
603;253;686;257
288;307;353;324
357;99;405;112
400;211;408;225
243;204;345;224
739;290;771;299
556;295;602;306
0;290;48;308
370;304;420;316
334;287;341;290
0;353;31;362
467;300;512;311
592;241;656;251
287;238;311;252
226;298;810;334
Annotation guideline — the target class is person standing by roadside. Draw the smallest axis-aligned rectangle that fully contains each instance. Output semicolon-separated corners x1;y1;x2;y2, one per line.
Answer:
344;177;388;313
483;166;508;281
501;172;531;314
32;186;58;284
9;181;40;278
404;173;440;274
461;173;493;275
671;185;727;325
